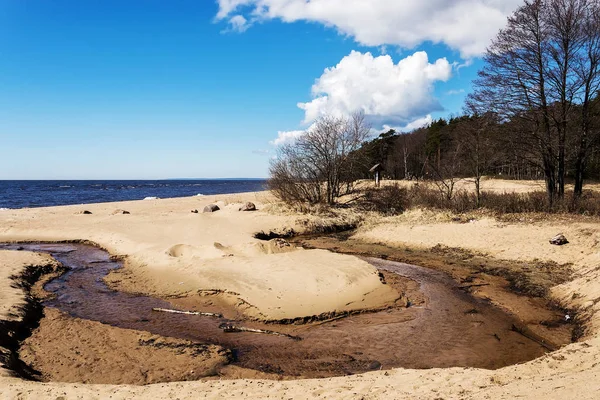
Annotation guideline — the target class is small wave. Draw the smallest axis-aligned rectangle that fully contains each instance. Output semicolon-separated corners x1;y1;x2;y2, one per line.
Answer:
0;207;10;211
59;185;72;188
196;194;205;197
144;196;159;200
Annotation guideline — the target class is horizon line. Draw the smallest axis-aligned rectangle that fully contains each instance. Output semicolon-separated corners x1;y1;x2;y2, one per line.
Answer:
0;177;268;181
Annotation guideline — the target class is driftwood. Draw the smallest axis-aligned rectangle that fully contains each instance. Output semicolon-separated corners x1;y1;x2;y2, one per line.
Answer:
219;323;302;341
152;307;222;318
511;323;557;351
311;314;349;326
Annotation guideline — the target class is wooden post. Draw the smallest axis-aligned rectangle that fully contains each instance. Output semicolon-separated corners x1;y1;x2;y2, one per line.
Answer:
370;164;383;188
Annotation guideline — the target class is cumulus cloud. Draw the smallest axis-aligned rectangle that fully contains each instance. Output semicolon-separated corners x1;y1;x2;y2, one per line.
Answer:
298;51;451;126
270;51;449;146
270;129;306;146
215;0;523;58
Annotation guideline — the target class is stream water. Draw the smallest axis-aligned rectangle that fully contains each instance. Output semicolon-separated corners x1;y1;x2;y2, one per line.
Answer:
1;243;551;378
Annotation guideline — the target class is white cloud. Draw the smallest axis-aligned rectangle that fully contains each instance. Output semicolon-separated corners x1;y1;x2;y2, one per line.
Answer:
215;0;252;19
227;15;249;32
298;50;451;126
381;115;433;135
400;115;433;132
215;0;523;58
270;129;306;146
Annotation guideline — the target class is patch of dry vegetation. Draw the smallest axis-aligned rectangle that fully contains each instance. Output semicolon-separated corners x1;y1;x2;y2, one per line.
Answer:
350;183;600;218
262;200;367;236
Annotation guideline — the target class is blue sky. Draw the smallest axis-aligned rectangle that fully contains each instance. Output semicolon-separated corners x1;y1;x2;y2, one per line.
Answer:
0;0;521;179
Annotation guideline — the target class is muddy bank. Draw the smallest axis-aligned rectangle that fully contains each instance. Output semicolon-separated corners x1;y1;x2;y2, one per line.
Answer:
292;234;576;347
0;242;570;385
0;259;66;380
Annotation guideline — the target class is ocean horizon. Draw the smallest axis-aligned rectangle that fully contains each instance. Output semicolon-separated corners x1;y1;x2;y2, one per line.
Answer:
0;179;268;209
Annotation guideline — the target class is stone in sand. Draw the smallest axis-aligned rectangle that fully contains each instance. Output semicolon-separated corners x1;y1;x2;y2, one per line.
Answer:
239;202;256;212
76;210;93;215
191;209;199;214
203;204;220;213
550;233;569;246
113;209;130;215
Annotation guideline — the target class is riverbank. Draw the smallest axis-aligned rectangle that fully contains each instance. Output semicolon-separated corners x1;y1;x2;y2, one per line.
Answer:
1;183;600;398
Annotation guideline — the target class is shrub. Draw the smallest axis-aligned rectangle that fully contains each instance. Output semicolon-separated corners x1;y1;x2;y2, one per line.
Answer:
359;185;409;215
479;191;550;213
374;184;600;216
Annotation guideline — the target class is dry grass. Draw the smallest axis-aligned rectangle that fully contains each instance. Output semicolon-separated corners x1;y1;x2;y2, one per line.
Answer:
366;184;600;217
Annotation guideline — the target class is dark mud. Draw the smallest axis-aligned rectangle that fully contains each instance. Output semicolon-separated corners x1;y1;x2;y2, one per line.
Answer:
0;242;564;382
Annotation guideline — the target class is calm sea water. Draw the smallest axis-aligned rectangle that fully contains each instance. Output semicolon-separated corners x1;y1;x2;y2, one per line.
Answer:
0;180;267;209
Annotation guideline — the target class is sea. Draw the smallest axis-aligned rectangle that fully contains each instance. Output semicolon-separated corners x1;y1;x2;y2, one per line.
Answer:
0;180;267;209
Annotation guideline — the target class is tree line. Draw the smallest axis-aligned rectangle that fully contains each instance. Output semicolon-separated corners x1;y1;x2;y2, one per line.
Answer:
270;0;600;205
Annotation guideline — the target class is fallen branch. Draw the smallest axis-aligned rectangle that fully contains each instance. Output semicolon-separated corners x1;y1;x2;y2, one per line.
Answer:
311;314;349;326
152;307;223;318
219;323;302;341
511;324;557;352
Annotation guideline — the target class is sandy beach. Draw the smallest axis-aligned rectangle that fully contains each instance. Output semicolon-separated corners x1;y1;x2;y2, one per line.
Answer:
1;182;600;398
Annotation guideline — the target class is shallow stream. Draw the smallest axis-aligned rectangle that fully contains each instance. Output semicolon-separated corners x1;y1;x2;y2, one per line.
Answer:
2;243;553;378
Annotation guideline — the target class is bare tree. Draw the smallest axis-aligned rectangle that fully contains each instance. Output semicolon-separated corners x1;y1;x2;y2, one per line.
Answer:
427;141;463;201
545;0;588;196
268;112;371;204
456;111;500;207
469;0;600;203
469;0;559;202
573;0;600;196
